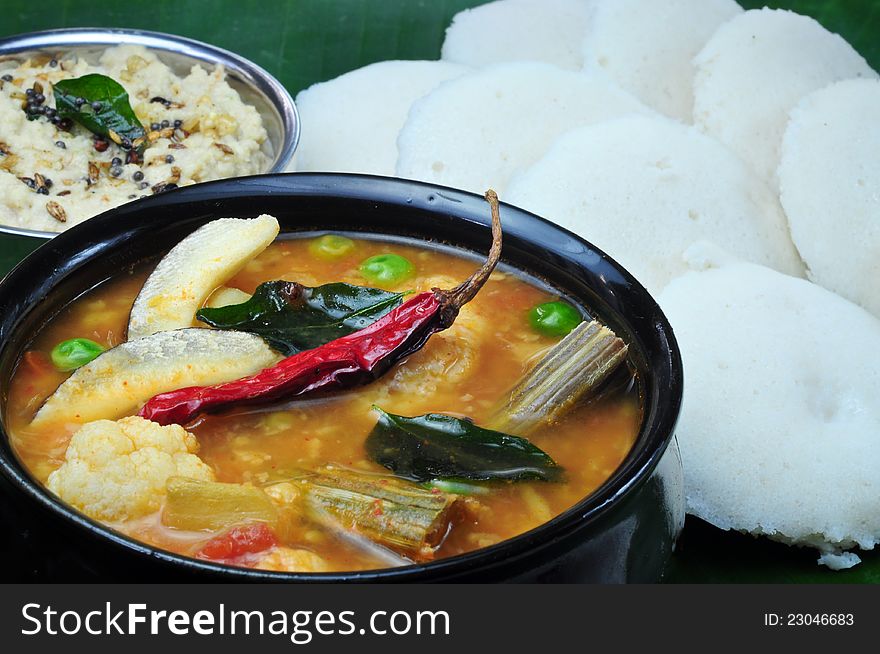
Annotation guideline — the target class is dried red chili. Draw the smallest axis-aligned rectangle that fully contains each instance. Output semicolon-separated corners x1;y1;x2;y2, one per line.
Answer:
138;190;503;426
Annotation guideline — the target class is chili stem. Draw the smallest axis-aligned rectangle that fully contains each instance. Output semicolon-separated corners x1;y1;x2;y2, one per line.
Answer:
437;189;503;319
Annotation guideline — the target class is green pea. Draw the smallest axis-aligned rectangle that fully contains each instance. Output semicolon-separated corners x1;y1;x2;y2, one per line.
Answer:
528;301;582;338
359;253;414;285
50;338;105;372
308;234;356;260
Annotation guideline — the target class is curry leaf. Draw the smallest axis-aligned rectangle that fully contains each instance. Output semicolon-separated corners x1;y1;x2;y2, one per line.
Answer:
366;407;564;483
196;281;405;356
54;74;146;151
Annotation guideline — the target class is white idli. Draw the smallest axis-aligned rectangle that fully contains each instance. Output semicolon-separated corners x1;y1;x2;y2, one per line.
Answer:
290;60;470;175
504;114;803;293
395;63;652;194
659;246;880;568
582;0;742;122
441;0;592;71
693;8;876;188
779;78;880;318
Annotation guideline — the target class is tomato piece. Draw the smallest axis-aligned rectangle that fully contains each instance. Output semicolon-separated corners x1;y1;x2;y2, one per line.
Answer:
197;523;277;561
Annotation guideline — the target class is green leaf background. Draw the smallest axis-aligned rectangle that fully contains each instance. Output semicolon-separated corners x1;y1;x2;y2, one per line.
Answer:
1;0;878;582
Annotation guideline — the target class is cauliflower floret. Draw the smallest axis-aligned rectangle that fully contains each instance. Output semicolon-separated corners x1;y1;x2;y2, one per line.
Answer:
252;546;329;573
46;416;214;522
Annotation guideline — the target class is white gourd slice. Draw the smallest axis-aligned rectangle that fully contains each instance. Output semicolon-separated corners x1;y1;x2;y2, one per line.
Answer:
128;215;279;340
31;329;282;427
205;286;252;308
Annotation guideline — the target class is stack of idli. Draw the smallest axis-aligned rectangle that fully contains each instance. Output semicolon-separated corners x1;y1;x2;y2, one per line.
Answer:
505;114;803;293
395;63;652;193
289;0;880;568
659;245;880;569
290;61;469;175
779;79;880;317
582;0;742;122
441;0;591;71
693;8;877;188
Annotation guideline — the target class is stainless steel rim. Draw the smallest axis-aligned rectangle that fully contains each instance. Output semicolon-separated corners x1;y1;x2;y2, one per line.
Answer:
0;27;300;239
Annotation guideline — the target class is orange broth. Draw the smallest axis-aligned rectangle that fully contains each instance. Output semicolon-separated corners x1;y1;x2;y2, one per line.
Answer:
6;235;640;572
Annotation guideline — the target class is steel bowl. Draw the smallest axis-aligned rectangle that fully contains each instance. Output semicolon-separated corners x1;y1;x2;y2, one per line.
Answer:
0;27;299;241
0;173;684;582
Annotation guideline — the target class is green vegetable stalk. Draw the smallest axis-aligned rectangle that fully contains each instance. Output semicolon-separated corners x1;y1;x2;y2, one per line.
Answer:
489;319;630;435
269;468;460;561
424;479;491;496
162;477;278;532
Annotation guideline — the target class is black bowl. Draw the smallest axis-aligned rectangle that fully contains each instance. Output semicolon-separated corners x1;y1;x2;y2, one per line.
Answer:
0;174;684;582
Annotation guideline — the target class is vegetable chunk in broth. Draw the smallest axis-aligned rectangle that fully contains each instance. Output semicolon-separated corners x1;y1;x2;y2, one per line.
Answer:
7;216;640;574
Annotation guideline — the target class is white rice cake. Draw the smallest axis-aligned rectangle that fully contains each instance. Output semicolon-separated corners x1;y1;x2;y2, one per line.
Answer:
395;62;652;194
441;0;592;70
505;114;803;293
779;78;880;318
582;0;742;122
290;61;469;175
128;215;279;340
693;8;876;189
659;246;880;569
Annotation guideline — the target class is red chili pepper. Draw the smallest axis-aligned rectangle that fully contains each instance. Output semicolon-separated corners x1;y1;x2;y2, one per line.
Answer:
139;190;503;426
197;522;277;561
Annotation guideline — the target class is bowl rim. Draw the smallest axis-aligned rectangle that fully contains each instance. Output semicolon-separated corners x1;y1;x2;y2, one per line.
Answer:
0;27;300;240
0;172;683;581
